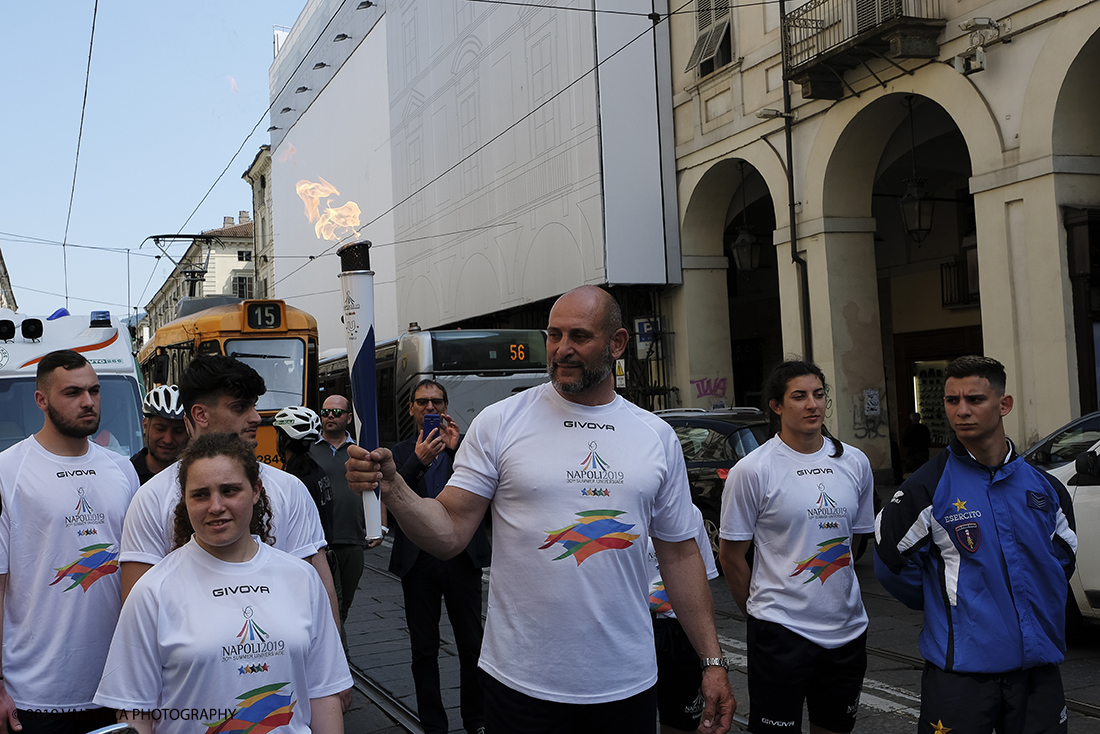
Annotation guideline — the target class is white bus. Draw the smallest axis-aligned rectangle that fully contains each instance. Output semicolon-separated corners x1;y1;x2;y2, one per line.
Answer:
0;309;144;457
319;328;549;446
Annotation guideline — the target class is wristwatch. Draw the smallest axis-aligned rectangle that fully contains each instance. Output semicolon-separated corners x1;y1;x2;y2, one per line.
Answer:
700;657;730;670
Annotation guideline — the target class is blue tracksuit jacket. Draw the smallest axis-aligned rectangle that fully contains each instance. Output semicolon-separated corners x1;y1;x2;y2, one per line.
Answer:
874;438;1077;673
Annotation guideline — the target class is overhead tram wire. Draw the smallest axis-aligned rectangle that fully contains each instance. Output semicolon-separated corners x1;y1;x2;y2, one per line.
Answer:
60;0;100;311
0;231;161;258
469;0;793;14
271;0;693;288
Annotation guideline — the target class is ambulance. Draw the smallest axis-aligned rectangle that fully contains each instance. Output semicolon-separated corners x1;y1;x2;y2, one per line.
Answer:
0;309;144;457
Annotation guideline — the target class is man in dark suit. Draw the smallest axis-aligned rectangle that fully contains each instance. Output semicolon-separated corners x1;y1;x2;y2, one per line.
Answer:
390;379;491;734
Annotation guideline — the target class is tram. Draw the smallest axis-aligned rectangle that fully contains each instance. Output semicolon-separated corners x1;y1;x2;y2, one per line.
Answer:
137;297;319;468
318;328;549;447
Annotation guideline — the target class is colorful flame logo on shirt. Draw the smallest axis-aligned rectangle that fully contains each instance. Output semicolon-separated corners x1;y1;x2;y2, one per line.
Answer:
540;509;640;565
204;682;296;734
790;536;851;584
49;543;119;591
74;487;95;515
580;442;610;472
237;606;268;644
649;580;672;614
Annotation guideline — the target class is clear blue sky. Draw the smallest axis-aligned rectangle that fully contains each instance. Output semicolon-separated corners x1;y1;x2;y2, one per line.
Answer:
0;0;306;317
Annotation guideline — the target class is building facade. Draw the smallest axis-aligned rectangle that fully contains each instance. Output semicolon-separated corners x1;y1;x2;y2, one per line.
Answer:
243;146;275;300
266;0;682;407
670;0;1100;473
142;214;257;336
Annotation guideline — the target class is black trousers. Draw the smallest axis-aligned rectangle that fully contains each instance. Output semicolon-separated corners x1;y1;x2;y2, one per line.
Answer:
401;551;485;734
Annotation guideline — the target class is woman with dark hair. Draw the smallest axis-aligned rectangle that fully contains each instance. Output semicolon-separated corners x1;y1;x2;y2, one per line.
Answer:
718;360;874;734
94;433;350;734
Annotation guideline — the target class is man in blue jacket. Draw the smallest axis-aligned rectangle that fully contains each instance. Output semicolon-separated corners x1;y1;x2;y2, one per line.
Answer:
875;355;1077;734
389;379;491;734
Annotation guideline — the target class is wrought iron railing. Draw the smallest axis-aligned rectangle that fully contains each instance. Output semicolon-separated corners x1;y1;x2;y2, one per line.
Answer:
782;0;941;73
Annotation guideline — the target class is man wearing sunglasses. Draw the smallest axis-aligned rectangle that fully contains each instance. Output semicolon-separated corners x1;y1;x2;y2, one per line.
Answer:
388;380;491;734
310;394;375;648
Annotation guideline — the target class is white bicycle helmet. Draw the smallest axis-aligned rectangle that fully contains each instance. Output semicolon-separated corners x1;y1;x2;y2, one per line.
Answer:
142;384;184;420
274;405;321;442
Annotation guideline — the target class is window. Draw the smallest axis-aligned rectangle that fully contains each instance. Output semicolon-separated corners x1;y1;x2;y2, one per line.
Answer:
238;250;252;262
232;276;254;300
686;0;733;76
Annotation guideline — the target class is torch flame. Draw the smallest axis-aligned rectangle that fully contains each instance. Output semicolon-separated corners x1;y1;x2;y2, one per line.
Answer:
296;177;361;241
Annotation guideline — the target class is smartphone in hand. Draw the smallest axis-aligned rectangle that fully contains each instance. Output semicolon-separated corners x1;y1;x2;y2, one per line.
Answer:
422;413;441;438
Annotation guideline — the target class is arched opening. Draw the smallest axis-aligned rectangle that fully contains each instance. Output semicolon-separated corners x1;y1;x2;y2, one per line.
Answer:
870;95;979;476
724;162;780;408
1056;28;1100;412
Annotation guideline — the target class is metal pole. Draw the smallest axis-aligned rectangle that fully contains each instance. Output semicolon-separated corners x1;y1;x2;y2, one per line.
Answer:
779;0;813;362
338;240;383;540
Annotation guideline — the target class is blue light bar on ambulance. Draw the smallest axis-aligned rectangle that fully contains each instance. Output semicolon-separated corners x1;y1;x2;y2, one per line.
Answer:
90;311;112;328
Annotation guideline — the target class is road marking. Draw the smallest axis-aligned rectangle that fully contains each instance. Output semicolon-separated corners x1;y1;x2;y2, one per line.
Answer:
718;634;919;719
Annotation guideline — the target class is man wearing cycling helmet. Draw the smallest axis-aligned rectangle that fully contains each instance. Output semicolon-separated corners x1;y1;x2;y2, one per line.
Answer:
129;384;188;485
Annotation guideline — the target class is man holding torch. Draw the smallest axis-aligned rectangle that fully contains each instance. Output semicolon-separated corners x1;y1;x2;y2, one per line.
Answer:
345;285;735;734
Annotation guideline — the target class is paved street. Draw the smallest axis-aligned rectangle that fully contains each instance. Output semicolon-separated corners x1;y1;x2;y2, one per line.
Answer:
339;529;1100;733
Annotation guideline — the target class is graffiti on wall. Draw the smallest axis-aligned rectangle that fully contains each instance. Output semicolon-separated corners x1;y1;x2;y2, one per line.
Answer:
690;376;728;400
851;388;887;439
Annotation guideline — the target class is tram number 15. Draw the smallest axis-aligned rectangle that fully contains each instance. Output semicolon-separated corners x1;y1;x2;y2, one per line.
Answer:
247;303;282;330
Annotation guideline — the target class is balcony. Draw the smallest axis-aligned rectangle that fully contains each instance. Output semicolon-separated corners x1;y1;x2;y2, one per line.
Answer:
782;0;946;99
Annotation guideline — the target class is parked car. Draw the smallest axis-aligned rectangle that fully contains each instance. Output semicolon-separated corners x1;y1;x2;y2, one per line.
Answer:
656;407;770;571
1023;410;1100;471
1026;412;1100;631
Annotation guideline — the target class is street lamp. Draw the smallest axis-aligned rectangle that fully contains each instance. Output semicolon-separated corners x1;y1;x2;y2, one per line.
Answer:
731;162;761;271
899;96;935;243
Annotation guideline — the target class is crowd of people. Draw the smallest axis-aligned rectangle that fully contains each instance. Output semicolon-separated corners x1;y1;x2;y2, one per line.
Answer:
0;285;1079;734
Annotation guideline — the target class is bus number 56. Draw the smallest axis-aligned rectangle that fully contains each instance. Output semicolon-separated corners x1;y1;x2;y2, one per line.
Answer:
509;344;525;361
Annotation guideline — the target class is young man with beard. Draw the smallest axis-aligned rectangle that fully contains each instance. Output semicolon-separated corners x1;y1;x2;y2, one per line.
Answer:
129;384;188;485
346;286;736;734
0;350;139;734
389;380;490;734
875;356;1077;733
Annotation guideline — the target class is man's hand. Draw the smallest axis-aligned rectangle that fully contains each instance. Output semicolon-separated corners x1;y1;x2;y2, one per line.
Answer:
413;427;446;465
698;665;736;734
0;683;21;733
440;414;460;450
346;445;394;497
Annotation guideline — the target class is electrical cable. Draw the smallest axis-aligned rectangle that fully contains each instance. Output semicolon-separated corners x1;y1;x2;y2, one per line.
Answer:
60;0;100;310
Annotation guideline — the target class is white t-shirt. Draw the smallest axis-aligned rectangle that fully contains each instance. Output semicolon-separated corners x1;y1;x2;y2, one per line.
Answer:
449;382;697;704
94;539;351;734
0;436;139;709
121;462;326;564
647;504;719;620
719;435;874;648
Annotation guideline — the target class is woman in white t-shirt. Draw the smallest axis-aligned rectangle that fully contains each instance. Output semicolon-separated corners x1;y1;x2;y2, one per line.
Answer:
95;433;351;734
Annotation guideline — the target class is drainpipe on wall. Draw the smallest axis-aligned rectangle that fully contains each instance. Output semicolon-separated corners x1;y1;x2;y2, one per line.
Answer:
779;0;813;362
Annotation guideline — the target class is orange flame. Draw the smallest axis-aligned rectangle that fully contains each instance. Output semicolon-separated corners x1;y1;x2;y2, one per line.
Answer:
295;177;361;241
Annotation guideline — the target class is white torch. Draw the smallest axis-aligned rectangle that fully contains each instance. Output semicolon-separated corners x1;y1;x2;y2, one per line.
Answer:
338;240;383;541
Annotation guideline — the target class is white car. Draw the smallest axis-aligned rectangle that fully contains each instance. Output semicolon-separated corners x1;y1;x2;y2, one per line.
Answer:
1029;417;1100;626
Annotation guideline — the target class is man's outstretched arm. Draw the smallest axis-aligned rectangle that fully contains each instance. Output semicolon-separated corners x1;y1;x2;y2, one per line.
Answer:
346;444;489;560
